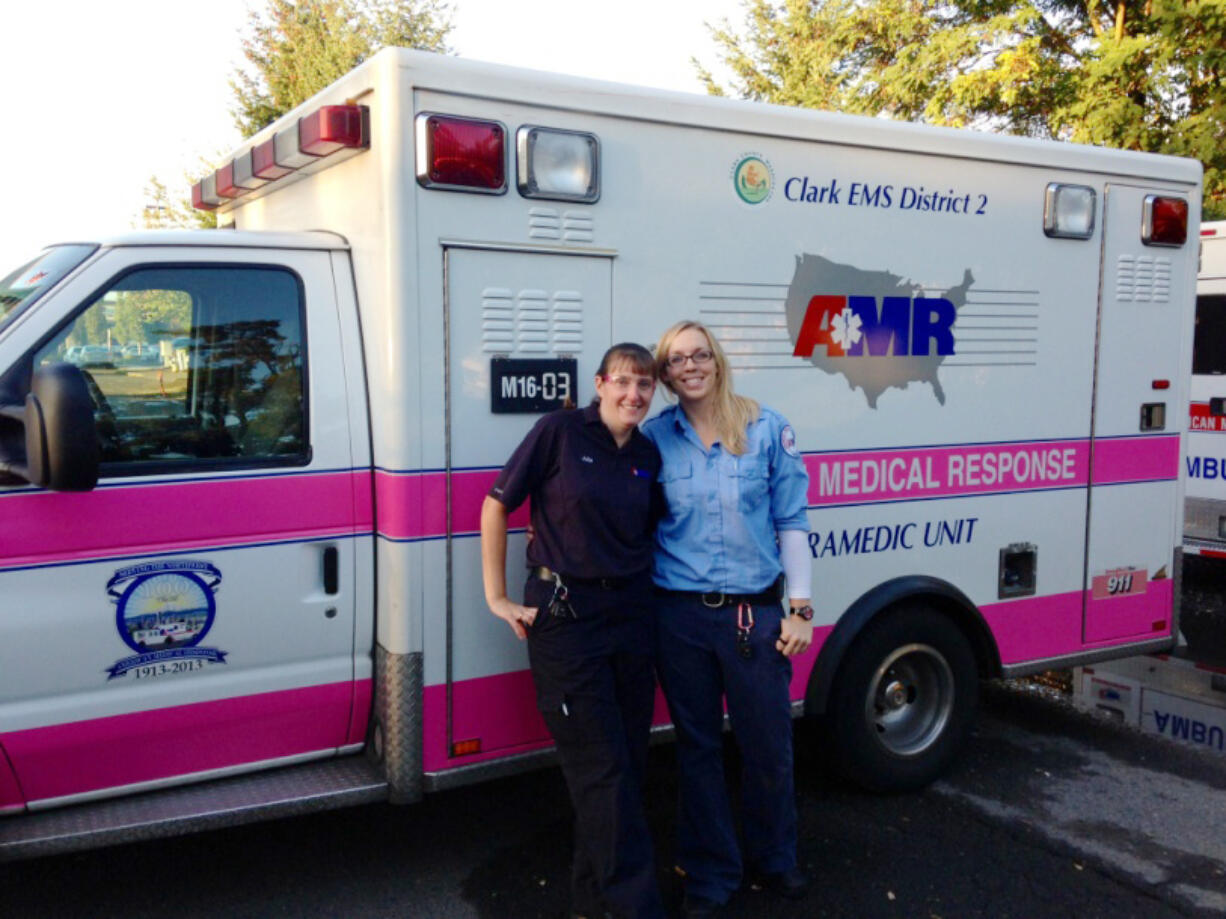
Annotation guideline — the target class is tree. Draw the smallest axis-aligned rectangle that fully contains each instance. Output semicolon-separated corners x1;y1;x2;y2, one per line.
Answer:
231;0;454;138
137;0;452;229
139;174;217;231
699;0;1226;218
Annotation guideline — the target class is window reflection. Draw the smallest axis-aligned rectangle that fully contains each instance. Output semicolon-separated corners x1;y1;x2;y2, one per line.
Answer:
34;266;307;471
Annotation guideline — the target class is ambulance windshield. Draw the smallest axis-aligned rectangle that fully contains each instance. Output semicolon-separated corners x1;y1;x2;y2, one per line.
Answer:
0;245;96;336
1193;294;1226;375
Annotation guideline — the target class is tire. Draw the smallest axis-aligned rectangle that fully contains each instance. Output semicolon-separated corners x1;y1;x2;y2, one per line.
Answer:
826;604;978;793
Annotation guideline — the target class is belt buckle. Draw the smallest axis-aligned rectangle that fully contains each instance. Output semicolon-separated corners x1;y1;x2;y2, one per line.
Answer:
701;592;725;608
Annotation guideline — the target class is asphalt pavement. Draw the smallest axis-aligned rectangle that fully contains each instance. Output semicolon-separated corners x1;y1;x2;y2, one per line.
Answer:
5;681;1226;918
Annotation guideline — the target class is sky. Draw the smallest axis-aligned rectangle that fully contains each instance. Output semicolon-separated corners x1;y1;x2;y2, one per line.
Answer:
1;0;743;268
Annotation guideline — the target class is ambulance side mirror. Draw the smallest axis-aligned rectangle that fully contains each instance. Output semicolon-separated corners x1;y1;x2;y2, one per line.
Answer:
0;363;99;491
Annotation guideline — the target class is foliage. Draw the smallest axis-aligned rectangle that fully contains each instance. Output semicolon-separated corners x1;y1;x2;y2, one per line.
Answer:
138;1;451;233
138;174;217;231
231;0;454;138
111;289;193;345
699;0;1226;218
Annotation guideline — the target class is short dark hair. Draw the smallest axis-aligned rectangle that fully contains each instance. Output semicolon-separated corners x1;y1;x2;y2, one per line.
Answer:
596;342;654;378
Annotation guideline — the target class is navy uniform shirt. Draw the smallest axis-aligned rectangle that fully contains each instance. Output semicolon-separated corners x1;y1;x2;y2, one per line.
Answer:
489;403;663;579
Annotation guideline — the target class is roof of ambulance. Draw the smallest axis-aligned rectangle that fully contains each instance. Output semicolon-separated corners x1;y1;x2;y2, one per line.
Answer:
356;48;1203;185
62;230;348;250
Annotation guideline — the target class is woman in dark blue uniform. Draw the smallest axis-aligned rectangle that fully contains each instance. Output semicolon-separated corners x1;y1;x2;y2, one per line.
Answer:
480;343;665;919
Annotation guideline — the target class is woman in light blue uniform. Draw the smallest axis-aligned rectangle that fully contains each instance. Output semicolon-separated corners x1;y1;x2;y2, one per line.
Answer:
642;320;814;919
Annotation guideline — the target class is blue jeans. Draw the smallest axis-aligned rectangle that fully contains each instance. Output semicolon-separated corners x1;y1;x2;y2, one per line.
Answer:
655;592;798;904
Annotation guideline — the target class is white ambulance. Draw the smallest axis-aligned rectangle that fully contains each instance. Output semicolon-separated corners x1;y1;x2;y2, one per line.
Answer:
0;48;1202;858
1185;221;1226;555
1073;222;1226;748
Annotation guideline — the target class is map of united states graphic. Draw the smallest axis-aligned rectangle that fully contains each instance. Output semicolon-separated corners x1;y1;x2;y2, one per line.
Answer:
784;253;974;408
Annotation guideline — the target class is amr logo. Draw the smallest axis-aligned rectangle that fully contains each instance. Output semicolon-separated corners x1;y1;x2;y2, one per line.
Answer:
792;295;957;359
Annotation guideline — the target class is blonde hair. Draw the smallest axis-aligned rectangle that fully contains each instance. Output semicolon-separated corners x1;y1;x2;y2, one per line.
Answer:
654;320;759;455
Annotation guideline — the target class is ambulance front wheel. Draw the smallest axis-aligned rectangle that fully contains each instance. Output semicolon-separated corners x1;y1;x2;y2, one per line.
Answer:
826;605;978;793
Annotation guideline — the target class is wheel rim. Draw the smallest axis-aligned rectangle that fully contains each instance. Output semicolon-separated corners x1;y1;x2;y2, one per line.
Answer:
864;642;955;757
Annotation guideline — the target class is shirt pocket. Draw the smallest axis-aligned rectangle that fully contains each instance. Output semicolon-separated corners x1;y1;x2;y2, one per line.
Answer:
733;454;770;514
658;460;695;512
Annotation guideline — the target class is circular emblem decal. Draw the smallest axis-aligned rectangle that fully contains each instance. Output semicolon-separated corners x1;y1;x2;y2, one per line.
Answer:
732;154;774;205
117;570;216;653
104;560;228;680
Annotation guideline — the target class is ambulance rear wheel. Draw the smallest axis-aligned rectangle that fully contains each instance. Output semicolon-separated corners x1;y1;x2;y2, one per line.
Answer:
827;605;978;793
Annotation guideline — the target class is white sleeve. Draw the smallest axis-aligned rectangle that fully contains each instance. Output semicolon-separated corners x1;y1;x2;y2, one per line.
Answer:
778;528;812;600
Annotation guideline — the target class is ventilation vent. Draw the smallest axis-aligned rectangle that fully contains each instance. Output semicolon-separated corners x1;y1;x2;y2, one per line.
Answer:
562;212;594;243
526;207;595;242
1116;254;1172;303
515;289;550;353
527;207;561;240
480;286;585;354
480;287;514;352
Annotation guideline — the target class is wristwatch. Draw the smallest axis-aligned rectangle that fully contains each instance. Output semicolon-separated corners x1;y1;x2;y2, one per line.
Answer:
789;605;814;621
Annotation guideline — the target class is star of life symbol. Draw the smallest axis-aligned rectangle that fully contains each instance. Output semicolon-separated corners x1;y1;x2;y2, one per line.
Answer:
830;307;863;351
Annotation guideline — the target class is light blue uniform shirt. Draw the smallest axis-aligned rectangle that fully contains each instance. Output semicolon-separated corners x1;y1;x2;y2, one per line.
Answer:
642;404;810;593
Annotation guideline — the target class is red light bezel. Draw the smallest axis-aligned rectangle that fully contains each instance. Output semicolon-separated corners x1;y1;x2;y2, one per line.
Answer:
1143;196;1188;247
299;105;369;156
252;138;295;180
417;113;506;193
215;163;240;199
191;181;217;211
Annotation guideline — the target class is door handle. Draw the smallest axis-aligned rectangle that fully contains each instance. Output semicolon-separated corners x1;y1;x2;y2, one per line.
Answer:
323;546;339;595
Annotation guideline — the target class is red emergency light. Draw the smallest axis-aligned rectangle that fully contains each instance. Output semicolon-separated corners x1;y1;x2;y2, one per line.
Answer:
215;163;241;199
191;180;218;211
1142;196;1188;247
251;137;295;181
415;113;506;193
300;105;368;156
191;174;225;211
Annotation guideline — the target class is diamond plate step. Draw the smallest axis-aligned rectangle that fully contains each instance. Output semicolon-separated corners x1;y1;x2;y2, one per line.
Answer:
0;755;387;861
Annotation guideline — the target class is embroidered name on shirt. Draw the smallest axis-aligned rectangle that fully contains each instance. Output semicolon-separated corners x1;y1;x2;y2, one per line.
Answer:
582;455;594;463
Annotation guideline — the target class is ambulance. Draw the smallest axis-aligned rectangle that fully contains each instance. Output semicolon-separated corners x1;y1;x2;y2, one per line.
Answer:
1185;221;1226;556
1073;222;1226;747
0;48;1202;858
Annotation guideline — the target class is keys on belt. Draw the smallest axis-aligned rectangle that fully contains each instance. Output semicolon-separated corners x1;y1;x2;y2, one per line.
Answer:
542;569;575;619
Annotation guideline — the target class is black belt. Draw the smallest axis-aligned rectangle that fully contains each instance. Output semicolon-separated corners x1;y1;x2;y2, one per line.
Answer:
655;576;783;608
532;566;636;591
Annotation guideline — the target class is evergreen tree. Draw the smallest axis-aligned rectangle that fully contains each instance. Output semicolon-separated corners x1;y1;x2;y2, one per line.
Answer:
231;0;453;137
700;0;1226;217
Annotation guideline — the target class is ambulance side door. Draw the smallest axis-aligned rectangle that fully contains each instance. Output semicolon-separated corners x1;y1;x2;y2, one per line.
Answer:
0;245;362;807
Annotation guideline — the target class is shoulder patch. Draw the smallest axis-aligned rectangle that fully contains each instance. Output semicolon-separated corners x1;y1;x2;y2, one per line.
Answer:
780;424;799;457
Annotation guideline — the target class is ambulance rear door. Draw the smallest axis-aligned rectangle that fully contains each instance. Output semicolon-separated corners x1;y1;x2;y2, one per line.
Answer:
1083;185;1191;643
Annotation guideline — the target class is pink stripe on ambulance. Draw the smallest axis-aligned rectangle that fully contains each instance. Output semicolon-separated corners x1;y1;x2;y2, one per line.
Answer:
0;469;373;570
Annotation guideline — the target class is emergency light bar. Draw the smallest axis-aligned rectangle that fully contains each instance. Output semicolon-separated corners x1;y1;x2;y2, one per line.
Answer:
192;103;370;210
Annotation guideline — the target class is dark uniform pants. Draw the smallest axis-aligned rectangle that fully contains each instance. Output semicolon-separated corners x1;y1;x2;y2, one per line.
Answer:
525;577;664;919
654;593;798;905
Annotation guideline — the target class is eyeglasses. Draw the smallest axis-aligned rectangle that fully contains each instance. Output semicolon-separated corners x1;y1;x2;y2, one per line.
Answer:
665;349;714;369
602;375;656;395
